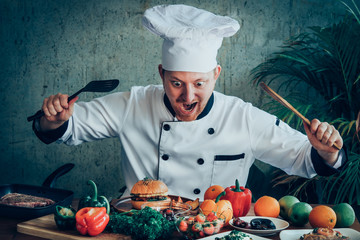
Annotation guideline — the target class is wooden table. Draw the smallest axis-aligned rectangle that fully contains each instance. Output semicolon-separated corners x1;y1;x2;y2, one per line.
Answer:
1;200;359;240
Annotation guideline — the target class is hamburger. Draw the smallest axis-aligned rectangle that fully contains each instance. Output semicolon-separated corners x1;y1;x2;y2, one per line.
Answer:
130;178;171;210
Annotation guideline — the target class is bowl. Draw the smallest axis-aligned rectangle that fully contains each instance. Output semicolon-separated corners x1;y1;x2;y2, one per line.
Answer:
141;201;192;221
175;213;225;239
229;216;289;236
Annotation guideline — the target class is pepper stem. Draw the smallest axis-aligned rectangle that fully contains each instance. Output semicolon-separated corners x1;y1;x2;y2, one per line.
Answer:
87;180;98;201
215;191;226;203
99;195;110;215
233;179;242;192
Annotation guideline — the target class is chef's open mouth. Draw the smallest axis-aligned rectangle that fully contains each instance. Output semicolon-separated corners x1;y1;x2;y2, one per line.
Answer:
182;102;197;111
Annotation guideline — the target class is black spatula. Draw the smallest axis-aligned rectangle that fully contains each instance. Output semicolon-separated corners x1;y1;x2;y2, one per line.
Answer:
27;79;119;122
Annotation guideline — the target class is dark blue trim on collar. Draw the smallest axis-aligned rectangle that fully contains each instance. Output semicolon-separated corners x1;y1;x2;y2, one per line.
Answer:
164;94;176;117
163;93;214;120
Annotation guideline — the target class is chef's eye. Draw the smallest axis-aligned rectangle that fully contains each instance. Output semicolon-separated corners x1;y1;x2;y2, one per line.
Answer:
196;82;205;87
172;81;182;87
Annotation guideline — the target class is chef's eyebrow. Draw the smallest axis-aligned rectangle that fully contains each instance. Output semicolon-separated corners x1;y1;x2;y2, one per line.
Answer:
169;76;182;81
169;77;208;83
163;69;209;82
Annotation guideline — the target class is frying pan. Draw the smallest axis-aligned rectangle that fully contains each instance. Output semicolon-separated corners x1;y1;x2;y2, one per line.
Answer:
0;163;74;220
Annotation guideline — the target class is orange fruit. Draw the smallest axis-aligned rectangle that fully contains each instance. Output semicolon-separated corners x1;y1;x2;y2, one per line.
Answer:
309;205;337;228
200;199;217;215
204;185;224;200
254;196;280;218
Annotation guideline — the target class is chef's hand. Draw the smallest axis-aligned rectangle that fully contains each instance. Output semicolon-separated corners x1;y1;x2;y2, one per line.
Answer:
303;118;343;166
39;93;79;131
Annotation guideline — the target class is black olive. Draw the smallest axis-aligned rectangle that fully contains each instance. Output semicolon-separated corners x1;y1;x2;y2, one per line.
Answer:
250;218;276;230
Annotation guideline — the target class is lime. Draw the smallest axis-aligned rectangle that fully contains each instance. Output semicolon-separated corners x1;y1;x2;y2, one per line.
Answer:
332;203;355;228
278;195;300;220
288;202;312;226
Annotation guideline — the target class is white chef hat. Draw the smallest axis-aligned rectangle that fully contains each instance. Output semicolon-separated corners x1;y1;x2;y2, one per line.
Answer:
142;4;240;73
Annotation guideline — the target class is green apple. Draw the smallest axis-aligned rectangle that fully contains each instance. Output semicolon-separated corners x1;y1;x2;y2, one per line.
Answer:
288;202;312;226
333;203;355;228
278;195;300;220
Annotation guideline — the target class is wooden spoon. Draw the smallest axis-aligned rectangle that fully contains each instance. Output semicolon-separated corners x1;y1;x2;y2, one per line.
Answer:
259;82;341;150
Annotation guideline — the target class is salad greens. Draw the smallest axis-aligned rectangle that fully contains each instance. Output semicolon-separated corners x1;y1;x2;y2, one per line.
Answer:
215;230;253;240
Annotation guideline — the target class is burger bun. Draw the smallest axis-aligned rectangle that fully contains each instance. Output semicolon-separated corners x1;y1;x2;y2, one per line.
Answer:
131;197;171;210
130;178;170;210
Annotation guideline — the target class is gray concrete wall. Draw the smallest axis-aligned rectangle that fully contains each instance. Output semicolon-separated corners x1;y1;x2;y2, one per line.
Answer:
0;0;353;199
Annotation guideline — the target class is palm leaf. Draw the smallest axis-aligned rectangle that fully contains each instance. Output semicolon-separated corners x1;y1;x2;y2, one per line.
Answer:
322;152;360;204
342;0;360;24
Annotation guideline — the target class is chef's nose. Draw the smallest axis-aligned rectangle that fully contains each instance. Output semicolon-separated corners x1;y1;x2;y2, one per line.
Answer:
182;84;195;102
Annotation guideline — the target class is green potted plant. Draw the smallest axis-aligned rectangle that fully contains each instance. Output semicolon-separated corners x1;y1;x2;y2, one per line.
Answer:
250;0;360;205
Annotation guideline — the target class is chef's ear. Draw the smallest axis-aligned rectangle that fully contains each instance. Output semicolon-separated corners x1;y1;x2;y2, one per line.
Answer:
158;64;165;82
214;65;222;81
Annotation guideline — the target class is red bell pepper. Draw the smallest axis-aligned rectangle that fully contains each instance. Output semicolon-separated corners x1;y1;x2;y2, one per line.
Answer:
75;207;109;236
219;179;252;218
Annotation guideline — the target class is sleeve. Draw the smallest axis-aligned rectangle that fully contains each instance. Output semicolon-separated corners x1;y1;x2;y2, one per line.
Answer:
248;108;317;179
32;112;69;144
311;147;348;176
248;104;347;178
58;91;131;145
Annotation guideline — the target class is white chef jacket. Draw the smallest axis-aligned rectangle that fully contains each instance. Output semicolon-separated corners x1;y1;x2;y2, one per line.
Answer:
57;85;322;200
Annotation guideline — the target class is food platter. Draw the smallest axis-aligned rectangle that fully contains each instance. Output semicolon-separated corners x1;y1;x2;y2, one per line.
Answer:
279;228;360;240
201;230;271;240
229;216;289;236
110;195;193;213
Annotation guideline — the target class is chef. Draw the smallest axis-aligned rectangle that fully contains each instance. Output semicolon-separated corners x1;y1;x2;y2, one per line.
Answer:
33;4;345;200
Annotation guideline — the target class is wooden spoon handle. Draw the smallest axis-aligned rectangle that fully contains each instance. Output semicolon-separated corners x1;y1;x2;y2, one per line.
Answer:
259;82;341;150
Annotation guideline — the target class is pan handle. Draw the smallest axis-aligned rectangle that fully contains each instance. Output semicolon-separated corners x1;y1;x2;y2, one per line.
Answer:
42;163;75;188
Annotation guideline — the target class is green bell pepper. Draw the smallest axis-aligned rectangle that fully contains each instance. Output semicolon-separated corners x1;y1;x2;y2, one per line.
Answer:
54;205;76;230
78;180;110;214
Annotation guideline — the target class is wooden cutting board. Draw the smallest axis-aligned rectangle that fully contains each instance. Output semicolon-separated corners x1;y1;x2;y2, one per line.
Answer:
17;214;131;240
110;195;193;213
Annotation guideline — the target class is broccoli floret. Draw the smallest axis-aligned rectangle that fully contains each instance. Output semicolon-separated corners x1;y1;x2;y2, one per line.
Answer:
107;212;134;236
131;207;175;240
107;206;175;240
